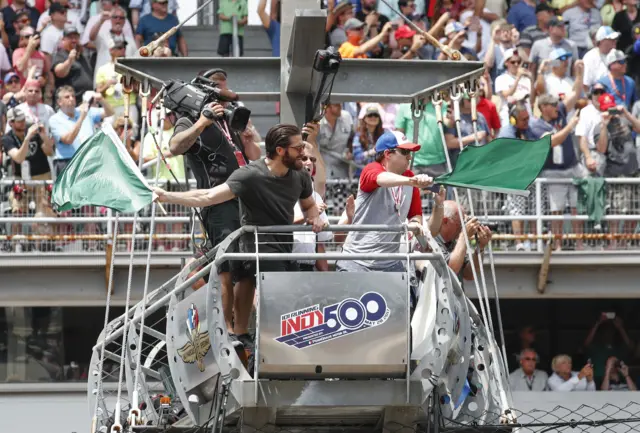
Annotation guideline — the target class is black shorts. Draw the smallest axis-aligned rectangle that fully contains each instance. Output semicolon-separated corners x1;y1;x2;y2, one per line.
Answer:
217;34;244;56
201;200;241;274
233;258;300;285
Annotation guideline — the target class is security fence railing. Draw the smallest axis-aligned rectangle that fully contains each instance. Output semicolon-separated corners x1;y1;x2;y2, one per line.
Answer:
1;178;639;254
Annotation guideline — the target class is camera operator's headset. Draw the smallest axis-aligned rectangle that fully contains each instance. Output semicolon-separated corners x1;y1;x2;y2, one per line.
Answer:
202;68;227;83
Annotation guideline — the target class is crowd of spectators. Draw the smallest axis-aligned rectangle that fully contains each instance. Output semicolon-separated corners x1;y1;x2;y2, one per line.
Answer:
0;0;189;252
1;0;640;254
271;0;640;252
509;313;639;391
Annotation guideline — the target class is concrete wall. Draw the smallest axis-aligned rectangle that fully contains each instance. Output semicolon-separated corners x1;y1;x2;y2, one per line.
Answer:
2;390;639;433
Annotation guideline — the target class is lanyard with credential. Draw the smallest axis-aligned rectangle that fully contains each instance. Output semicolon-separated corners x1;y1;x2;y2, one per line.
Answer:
608;73;626;103
216;119;247;168
525;374;535;391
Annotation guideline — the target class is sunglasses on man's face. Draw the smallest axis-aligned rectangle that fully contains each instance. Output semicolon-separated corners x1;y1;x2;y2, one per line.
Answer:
616;60;626;65
7;79;20;85
509;60;521;65
391;148;412;156
557;55;570;61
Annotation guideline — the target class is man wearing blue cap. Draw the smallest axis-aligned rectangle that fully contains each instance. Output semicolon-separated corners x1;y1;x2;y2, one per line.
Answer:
337;131;442;274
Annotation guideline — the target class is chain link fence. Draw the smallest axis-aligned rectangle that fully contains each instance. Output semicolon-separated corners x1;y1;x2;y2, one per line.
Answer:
127;401;640;433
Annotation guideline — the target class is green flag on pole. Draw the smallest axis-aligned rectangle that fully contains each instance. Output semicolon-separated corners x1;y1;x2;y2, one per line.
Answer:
52;124;156;213
435;135;551;196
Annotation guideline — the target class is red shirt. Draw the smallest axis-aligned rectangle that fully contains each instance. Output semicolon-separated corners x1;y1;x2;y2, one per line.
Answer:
359;161;422;220
477;97;501;132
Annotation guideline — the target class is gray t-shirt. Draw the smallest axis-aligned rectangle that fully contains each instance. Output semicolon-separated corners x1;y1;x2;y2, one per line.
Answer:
563;6;602;49
530;37;579;75
226;158;313;254
341;161;422;270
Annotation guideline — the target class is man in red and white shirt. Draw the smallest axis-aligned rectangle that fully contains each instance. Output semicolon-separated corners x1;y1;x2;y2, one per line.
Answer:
337;131;441;274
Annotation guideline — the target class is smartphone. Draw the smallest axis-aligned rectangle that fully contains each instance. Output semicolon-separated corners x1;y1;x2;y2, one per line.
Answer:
608;108;621;115
605;312;616;319
522;61;530;69
391;23;399;30
427;183;442;194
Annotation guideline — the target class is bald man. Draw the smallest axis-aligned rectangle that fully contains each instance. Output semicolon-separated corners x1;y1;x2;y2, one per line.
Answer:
436;200;492;281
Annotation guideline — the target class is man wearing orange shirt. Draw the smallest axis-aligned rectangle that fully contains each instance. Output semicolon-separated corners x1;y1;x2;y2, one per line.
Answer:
338;18;392;59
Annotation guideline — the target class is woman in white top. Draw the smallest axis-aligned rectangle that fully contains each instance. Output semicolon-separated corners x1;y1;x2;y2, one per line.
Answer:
494;47;533;130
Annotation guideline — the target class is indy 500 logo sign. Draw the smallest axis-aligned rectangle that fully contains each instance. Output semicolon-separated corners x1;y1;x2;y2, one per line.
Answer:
275;292;391;349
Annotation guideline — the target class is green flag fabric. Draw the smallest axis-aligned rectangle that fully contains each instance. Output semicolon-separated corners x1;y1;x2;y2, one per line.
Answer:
52;124;156;213
435;135;551;196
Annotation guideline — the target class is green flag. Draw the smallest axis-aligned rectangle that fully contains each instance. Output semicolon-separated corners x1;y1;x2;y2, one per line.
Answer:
436;135;551;196
52;124;156;213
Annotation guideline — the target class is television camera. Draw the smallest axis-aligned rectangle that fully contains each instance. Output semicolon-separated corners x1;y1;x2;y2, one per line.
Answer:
303;47;342;140
163;75;251;132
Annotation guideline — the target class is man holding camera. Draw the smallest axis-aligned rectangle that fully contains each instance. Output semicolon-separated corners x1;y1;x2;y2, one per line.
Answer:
157;123;324;373
168;69;261;349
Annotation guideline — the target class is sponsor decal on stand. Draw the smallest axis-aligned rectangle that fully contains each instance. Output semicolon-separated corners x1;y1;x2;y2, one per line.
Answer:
177;303;211;372
275;292;391;349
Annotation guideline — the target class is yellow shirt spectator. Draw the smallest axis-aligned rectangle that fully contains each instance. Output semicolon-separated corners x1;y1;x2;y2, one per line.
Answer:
338;41;368;59
96;62;136;109
143;125;186;182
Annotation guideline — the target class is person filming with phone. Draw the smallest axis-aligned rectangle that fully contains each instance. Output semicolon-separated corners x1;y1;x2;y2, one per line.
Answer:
49;87;114;175
592;93;640;246
547;354;596;391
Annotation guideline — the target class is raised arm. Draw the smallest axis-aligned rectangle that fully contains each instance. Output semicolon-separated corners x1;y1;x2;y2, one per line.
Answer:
155;183;236;208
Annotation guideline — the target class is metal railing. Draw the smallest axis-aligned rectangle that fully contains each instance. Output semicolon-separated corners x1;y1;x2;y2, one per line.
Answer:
1;177;639;254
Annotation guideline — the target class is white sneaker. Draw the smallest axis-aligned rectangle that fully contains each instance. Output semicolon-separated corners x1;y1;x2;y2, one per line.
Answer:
515;242;525;251
156;245;165;252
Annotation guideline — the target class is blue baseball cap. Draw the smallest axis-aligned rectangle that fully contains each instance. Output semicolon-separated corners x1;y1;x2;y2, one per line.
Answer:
3;72;18;83
550;47;572;61
375;131;421;153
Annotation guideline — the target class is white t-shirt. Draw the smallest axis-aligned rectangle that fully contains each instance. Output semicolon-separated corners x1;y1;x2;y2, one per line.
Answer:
93;29;138;83
574;103;602;150
293;191;332;264
582;47;609;88
12;102;55;133
80;15;134;46
0;44;12;75
38;8;83;34
459;9;492;59
494;72;532;126
40;25;64;55
544;73;576;118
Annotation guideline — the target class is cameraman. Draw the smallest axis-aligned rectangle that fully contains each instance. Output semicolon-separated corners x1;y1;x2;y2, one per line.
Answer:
169;69;261;349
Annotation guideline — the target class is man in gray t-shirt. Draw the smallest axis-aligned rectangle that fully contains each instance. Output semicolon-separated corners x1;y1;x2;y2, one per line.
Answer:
530;17;579;75
337;131;435;272
563;2;602;57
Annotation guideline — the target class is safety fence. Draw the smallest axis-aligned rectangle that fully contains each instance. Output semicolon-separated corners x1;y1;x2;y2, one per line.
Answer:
1;178;639;254
94;400;640;432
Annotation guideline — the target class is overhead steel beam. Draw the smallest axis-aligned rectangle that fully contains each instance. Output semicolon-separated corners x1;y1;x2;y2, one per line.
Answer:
114;0;485;124
115;57;281;102
115;56;483;105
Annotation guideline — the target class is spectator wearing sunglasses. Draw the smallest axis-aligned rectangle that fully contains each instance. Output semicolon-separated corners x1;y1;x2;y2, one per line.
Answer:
535;49;584;118
597;49;636;109
576;83;608;176
530;16;579;76
583;26;620;89
495;48;532;130
509;349;549;391
2;0;41;45
293;139;332;272
7;11;33;51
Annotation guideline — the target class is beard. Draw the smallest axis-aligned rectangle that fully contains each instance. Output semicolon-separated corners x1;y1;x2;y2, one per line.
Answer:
283;150;303;170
